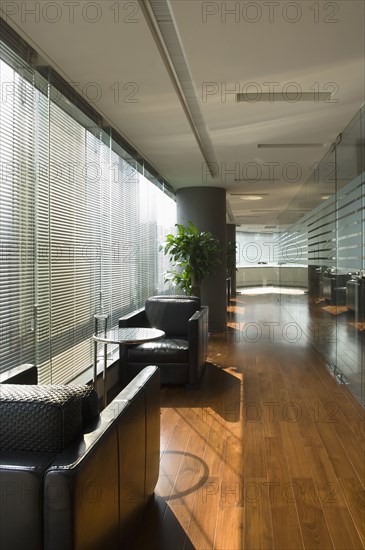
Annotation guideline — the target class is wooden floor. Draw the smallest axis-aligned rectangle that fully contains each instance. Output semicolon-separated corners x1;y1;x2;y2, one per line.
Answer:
133;291;365;550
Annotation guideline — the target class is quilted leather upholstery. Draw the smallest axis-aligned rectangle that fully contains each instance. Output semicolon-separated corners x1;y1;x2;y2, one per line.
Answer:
0;384;98;453
62;384;99;427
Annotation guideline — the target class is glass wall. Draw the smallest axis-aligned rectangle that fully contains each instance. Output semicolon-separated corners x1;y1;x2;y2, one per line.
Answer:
276;106;364;406
0;45;176;384
236;232;277;267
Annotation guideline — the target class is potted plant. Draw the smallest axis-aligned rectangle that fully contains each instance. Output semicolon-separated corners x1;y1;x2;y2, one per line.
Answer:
160;221;221;297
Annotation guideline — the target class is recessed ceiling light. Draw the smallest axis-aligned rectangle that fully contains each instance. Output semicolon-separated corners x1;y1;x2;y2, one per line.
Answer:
258;143;325;148
237;92;332;102
239;195;264;201
321;195;332;200
231;193;269;201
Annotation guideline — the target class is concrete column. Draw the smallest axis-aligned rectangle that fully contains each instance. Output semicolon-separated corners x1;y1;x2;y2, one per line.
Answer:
227;223;237;297
177;187;227;331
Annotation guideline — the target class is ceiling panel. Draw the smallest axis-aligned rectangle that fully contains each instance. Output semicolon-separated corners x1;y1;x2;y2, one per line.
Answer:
2;0;364;229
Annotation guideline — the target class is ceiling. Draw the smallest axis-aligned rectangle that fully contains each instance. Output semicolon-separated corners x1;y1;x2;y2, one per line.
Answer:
2;0;364;231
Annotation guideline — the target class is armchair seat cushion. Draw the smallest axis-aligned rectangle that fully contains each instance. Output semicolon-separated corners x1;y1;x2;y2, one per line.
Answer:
128;338;189;363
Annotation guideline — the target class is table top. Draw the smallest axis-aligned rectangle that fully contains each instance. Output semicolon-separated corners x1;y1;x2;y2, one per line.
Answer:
93;327;165;345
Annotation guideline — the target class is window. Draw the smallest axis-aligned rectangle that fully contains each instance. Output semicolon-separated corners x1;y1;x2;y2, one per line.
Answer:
0;49;176;384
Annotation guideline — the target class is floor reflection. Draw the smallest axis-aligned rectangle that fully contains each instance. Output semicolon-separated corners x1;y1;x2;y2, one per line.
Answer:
237;286;364;406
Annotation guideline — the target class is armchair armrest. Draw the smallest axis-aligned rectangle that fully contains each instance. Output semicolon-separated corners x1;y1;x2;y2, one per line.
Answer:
119;307;149;328
188;306;209;386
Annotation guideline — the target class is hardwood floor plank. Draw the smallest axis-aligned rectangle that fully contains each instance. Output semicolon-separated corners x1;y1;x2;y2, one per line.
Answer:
214;411;244;547
315;421;363;484
243;478;275;550
167;441;208;534
183;375;244;548
320;504;364;550
328;419;365;483
304;442;345;503
280;421;314;479
244;420;267;479
265;436;304;549
159;415;193;479
292;477;335;550
184;475;220;549
339;478;365;547
214;507;243;550
303;441;365;549
257;355;283;438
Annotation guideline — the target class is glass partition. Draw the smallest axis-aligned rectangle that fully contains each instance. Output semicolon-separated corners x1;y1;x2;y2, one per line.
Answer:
335;109;364;404
276;106;364;406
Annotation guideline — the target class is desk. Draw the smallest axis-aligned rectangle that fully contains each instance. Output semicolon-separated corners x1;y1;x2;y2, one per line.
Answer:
236;265;308;288
93;327;165;407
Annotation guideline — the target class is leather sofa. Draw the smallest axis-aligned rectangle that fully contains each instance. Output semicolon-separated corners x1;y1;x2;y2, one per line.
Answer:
119;295;209;387
0;365;160;550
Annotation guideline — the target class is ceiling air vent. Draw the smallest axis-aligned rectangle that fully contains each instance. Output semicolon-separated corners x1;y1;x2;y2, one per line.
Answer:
264;225;277;229
234;178;280;182
237;92;332;102
258;143;325;149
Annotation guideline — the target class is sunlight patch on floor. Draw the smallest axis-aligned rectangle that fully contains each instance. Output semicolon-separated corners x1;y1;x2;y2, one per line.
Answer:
321;305;348;315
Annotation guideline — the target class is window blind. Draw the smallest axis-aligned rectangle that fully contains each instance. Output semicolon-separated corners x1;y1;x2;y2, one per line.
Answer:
0;60;36;371
0;48;176;384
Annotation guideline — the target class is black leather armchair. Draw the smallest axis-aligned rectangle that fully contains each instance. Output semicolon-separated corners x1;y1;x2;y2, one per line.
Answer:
119;296;209;387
